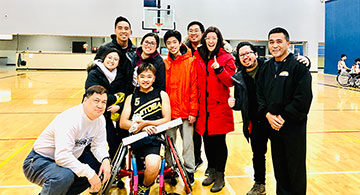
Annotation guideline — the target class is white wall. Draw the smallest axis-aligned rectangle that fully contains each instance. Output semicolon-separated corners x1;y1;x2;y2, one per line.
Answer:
1;0;324;70
1;0;324;41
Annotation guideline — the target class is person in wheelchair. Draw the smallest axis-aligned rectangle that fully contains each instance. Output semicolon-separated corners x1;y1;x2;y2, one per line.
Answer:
120;63;171;194
338;54;351;74
351;58;360;74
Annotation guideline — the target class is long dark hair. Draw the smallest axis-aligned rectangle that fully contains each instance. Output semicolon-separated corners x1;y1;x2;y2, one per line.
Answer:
197;26;224;63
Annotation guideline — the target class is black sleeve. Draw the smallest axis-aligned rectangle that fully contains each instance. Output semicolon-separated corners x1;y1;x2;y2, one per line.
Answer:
282;64;313;122
154;58;166;91
256;64;268;117
232;84;242;111
85;71;116;107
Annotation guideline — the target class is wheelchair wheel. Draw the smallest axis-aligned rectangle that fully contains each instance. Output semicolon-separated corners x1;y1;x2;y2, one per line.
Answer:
337;74;350;87
166;136;192;194
101;143;127;195
354;77;360;88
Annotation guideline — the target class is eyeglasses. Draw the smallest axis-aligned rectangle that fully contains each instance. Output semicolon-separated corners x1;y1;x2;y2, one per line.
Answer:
143;40;156;47
239;51;254;58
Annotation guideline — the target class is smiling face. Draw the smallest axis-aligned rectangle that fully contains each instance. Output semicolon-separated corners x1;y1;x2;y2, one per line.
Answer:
238;45;258;69
268;32;290;61
103;52;120;72
205;32;218;53
166;37;181;57
83;93;107;120
188;24;202;44
114;21;131;44
137;69;156;92
141;36;157;56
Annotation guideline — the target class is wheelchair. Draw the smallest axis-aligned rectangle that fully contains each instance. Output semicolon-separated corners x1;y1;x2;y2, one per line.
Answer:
336;70;360;88
100;122;192;195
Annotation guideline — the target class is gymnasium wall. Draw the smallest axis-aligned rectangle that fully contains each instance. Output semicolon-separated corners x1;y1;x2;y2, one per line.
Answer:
1;0;324;41
1;0;324;70
324;0;360;75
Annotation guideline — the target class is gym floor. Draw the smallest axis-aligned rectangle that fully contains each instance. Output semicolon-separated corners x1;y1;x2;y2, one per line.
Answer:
0;69;359;194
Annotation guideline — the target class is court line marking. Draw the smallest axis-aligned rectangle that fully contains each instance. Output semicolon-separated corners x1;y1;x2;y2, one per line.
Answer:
70;89;83;98
337;133;360;143
0;140;34;168
225;178;236;195
229;130;360;135
0;137;37;141
0;185;37;188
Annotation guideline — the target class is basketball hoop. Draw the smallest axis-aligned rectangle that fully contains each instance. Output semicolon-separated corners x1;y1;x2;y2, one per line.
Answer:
155;22;163;34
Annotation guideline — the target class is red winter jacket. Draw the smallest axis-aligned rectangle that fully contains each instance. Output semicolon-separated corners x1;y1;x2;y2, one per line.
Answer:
194;48;236;135
164;44;198;119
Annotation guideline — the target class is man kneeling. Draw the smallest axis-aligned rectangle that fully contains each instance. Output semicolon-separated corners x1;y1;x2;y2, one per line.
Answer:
23;85;111;195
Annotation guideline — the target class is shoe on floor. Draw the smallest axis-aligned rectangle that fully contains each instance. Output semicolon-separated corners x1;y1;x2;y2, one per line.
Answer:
205;167;210;176
246;183;266;195
202;168;215;186
186;171;195;186
210;171;225;193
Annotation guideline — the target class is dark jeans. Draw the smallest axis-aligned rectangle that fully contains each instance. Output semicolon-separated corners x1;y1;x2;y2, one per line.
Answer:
249;121;269;184
106;117;128;160
193;130;203;165
203;131;228;172
23;149;100;195
270;121;307;195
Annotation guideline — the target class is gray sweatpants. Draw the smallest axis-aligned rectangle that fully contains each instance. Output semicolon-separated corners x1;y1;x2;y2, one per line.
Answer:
165;119;195;173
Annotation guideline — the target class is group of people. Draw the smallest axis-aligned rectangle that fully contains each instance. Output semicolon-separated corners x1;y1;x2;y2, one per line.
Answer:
22;15;313;195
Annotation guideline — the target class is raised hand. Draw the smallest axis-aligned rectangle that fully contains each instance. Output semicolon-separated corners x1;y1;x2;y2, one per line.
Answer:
211;56;220;69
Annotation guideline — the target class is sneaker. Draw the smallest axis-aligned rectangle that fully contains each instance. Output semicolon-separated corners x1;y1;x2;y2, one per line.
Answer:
186;172;195;186
138;184;150;195
205;167;210;176
247;183;266;195
194;160;203;171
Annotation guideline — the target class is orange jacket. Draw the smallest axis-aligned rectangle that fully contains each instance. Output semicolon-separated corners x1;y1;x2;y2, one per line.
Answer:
164;44;199;119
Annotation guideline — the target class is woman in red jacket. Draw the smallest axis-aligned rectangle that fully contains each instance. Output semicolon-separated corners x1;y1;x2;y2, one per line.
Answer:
194;26;236;193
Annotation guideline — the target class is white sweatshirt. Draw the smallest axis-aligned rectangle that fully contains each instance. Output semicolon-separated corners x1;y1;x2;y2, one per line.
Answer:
33;104;109;179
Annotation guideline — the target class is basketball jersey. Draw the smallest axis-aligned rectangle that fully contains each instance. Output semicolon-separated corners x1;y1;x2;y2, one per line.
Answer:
130;88;163;121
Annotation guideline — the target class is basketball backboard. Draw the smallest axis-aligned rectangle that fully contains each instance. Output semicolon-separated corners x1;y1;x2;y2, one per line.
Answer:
142;7;176;31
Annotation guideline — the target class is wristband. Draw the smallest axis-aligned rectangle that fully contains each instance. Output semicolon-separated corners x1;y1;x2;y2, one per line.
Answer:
102;156;110;162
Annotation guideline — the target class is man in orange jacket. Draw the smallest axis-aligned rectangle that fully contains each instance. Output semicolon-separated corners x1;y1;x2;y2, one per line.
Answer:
163;30;199;185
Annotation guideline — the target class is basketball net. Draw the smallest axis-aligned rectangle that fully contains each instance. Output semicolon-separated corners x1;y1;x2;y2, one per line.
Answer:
155;23;163;34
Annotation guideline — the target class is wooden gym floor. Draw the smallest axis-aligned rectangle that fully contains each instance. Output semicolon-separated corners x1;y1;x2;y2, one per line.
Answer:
0;69;359;194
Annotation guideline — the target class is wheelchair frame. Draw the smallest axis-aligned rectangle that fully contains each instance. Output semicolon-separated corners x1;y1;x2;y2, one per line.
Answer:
336;72;360;88
100;119;192;195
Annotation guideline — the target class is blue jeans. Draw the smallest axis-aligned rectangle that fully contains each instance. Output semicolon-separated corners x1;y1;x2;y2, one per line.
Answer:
23;149;100;195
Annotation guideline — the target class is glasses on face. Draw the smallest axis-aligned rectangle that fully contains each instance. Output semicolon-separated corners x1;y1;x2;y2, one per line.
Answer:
239;51;254;58
143;40;156;47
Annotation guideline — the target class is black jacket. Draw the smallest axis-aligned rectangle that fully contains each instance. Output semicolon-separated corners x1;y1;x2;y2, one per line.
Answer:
256;53;312;124
84;63;128;117
95;34;137;63
232;58;265;141
129;47;166;92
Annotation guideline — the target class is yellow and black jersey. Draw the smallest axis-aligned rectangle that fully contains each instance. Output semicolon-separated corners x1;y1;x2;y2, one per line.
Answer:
130;88;163;121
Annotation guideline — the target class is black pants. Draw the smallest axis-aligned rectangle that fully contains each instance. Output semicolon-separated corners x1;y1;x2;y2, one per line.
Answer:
193;130;203;165
105;117;129;160
203;131;228;172
270;121;307;195
249;121;269;184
